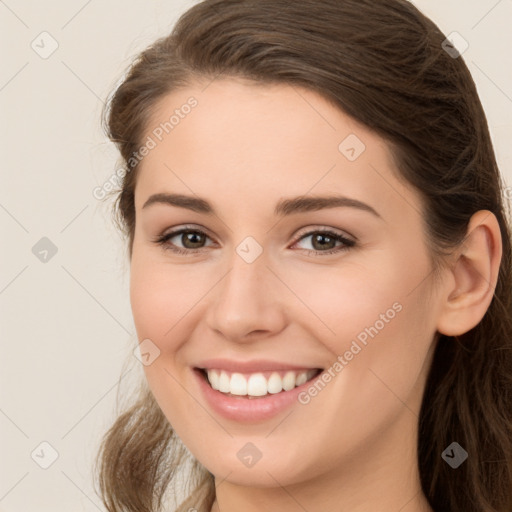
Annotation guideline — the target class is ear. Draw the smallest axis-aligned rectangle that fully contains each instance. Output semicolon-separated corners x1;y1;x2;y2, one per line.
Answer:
436;210;502;336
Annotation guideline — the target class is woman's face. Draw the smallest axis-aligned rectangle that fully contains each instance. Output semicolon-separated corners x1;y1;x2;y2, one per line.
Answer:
130;78;444;487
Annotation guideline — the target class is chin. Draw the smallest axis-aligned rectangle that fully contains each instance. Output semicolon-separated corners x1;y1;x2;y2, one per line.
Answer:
199;451;313;488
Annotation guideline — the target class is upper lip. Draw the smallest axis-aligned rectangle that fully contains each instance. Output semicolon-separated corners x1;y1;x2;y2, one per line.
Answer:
195;358;323;373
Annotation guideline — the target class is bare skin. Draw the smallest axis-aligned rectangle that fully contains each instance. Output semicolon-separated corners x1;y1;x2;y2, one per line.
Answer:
129;78;501;512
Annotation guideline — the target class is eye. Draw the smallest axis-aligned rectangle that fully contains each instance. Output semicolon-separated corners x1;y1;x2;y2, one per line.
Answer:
291;228;355;256
153;226;356;256
153;226;215;255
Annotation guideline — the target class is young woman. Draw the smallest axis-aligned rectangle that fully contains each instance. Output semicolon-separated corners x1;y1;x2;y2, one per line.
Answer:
94;1;512;511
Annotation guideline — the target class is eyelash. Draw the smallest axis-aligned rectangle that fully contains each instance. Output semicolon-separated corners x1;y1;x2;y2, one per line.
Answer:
152;225;356;257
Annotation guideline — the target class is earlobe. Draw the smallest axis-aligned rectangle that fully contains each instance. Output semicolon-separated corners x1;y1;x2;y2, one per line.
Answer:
436;210;502;337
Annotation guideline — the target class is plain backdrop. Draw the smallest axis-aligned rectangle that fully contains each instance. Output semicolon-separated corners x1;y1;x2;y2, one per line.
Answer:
1;1;511;510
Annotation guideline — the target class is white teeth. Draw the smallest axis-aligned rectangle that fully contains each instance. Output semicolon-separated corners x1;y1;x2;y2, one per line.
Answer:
230;373;247;395
218;371;230;393
267;372;283;394
247;373;268;396
205;369;319;397
208;370;220;390
295;371;307;386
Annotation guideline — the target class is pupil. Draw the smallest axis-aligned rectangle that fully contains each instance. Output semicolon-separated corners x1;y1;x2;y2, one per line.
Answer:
313;234;334;250
184;232;204;248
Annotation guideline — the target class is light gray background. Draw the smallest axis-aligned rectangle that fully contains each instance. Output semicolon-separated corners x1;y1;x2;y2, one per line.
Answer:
1;1;511;511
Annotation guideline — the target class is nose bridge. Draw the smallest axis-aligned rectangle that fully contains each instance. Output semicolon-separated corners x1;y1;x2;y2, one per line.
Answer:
205;239;285;341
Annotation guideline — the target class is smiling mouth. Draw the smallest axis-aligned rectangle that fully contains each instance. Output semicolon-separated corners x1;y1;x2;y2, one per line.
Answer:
195;367;323;399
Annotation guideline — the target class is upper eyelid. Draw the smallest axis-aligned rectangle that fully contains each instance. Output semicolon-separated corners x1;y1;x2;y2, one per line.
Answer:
294;226;355;241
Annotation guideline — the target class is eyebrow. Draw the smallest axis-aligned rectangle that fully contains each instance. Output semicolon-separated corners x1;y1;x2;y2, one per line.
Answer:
142;193;381;218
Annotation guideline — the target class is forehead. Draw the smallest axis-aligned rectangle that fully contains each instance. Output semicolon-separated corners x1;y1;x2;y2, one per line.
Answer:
134;78;422;222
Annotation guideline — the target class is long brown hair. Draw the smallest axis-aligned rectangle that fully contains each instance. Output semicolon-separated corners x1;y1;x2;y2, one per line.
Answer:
94;1;512;510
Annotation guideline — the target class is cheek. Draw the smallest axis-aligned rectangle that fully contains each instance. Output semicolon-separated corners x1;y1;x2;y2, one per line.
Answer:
276;257;436;469
129;249;202;344
281;250;436;407
129;250;206;430
280;250;433;350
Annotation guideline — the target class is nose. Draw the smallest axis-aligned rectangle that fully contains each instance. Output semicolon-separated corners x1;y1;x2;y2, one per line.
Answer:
204;247;287;343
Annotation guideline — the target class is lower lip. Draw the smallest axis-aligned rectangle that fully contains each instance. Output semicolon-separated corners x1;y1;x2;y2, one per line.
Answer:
193;368;321;422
